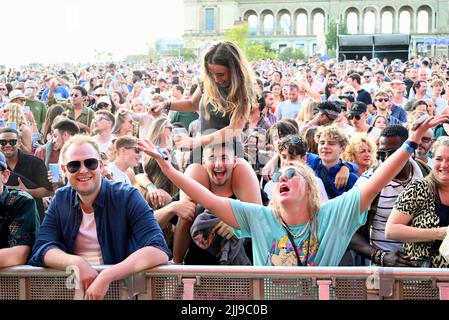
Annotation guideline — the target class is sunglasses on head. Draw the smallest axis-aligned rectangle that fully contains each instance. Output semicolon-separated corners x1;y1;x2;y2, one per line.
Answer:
65;158;99;174
280;136;304;145
348;114;362;120
376;98;389;103
0;139;17;146
272;167;304;183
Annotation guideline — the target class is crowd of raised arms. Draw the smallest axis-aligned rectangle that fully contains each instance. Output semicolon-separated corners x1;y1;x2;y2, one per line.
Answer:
1;42;449;299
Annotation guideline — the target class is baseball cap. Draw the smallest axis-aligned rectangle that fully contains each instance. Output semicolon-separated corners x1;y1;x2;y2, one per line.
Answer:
349;101;367;116
97;96;111;106
318;101;341;119
338;94;355;103
0;151;7;170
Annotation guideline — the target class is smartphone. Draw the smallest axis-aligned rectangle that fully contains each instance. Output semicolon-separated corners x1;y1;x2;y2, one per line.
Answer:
157;148;169;160
173;127;188;136
23;106;30;114
412;114;429;130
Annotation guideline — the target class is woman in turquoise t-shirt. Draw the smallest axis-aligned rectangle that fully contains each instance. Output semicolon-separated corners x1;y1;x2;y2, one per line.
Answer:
139;115;448;266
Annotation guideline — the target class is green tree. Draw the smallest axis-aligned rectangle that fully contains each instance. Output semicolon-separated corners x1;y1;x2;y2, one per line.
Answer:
247;43;276;61
277;47;306;61
224;24;276;61
224;23;249;51
326;20;348;53
165;48;197;61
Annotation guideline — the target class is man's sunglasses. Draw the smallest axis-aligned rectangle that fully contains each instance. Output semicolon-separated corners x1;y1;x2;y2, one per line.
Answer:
348;114;362;120
0;139;18;146
124;146;142;154
376;148;397;161
376;98;389;103
272;167;304;183
65;158;99;174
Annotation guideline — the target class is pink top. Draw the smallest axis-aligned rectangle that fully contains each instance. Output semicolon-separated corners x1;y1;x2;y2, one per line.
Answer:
74;209;104;265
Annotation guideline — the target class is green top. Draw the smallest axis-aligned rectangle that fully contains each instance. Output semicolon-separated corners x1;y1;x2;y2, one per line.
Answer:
25;100;47;132
47;95;94;128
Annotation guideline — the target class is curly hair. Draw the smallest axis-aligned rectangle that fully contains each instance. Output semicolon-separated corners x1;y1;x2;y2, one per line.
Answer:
342;133;377;169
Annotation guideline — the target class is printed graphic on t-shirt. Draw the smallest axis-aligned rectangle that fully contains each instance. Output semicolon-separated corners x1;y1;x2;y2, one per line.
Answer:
267;235;318;266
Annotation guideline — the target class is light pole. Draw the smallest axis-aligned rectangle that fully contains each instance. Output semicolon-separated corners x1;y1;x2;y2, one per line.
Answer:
336;20;340;62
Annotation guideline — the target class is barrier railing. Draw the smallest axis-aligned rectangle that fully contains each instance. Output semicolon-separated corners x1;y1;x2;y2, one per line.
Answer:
1;265;449;300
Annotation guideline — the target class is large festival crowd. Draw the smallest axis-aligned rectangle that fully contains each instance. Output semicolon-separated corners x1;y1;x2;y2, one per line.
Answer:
1;42;449;299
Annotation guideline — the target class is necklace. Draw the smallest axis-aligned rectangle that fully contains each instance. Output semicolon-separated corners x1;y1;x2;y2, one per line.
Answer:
393;162;414;187
281;219;310;239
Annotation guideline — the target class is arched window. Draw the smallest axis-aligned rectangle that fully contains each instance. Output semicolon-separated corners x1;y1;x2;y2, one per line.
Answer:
280;13;291;35
417;10;429;33
313;12;324;36
381;11;393;34
364;11;375;34
399;11;411;34
296;13;307;35
264;15;274;35
347;12;358;34
248;14;258;35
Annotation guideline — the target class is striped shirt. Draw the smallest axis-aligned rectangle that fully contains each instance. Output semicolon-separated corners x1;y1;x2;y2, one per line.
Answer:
354;159;423;253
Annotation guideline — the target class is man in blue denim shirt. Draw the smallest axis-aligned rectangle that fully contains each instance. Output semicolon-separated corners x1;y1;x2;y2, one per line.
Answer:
30;135;170;300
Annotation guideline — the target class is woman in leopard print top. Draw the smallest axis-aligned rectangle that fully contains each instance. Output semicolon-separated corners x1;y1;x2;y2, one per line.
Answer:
386;136;449;268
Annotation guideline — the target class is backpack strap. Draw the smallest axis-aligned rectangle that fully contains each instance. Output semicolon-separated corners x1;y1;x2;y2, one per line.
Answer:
414;158;431;177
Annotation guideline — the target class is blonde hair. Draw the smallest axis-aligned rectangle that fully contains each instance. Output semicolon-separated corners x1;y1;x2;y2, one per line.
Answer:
5;103;28;126
315;125;349;147
201;41;257;126
269;160;322;221
295;98;316;123
60;134;101;164
342;133;377;169
143;117;179;196
426;136;449;195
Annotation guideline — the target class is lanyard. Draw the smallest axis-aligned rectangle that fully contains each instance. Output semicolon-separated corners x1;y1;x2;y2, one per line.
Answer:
280;219;311;267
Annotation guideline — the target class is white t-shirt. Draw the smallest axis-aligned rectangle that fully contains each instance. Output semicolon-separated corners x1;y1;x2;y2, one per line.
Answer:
108;162;131;185
74;209;103;265
96;137;114;153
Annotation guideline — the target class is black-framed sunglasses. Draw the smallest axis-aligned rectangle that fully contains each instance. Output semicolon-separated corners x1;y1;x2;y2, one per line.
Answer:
376;98;389;103
272;167;304;183
376;148;397;161
70;93;80;98
0;139;18;146
348;114;362;120
65;158;99;174
280;136;304;145
124;146;142;154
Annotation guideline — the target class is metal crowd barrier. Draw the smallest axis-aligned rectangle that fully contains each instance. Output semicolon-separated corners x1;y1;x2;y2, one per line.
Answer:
1;265;449;300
